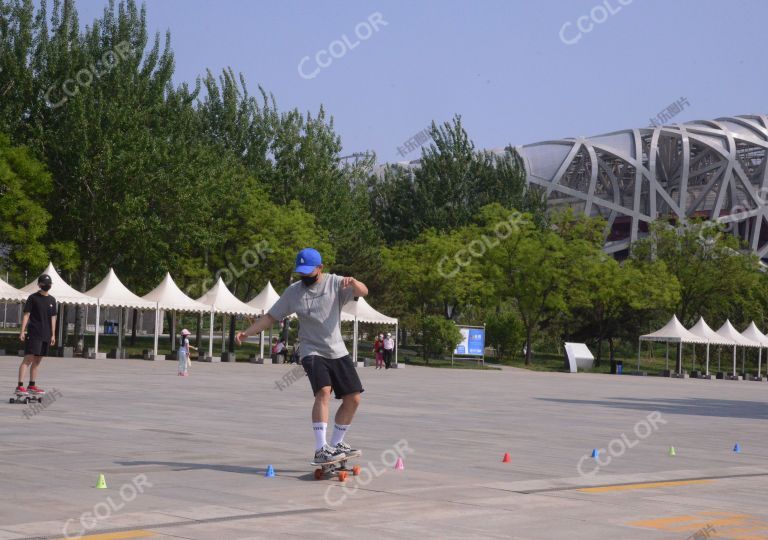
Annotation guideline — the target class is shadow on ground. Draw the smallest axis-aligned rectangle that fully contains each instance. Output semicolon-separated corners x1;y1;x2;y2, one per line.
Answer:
536;396;768;420
115;460;325;481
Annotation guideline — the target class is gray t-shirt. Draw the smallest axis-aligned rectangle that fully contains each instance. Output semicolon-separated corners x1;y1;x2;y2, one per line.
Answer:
268;274;355;359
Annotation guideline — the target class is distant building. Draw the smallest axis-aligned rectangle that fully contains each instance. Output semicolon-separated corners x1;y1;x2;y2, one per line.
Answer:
516;115;768;256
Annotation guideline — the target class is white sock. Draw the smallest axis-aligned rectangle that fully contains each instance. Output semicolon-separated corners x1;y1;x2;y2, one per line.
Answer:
313;422;327;450
330;424;350;447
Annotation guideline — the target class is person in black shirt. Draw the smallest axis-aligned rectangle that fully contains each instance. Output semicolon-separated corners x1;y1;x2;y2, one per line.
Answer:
17;274;57;396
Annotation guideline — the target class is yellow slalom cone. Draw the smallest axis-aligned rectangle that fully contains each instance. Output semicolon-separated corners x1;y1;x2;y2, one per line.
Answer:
668;446;676;457
95;474;107;489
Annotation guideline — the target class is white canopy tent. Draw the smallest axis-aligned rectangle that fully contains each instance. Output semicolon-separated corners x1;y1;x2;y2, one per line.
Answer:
141;273;209;358
0;276;27;302
20;262;97;306
246;282;281;360
740;322;768;378
21;263;98;348
85;268;156;357
197;277;261;358
715;320;760;377
341;297;399;366
0;277;26;331
637;315;706;373
688;317;735;376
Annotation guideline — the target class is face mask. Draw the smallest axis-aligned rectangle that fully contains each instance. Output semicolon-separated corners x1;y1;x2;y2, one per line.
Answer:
301;274;318;286
40;283;51;292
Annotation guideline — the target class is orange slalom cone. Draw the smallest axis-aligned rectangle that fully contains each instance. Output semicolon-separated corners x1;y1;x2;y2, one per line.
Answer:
394;457;404;470
502;452;511;463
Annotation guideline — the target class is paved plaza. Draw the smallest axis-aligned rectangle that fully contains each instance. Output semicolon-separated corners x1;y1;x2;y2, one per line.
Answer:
1;356;767;539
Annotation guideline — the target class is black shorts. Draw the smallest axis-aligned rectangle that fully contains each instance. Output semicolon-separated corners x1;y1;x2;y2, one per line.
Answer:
24;338;50;357
301;355;364;399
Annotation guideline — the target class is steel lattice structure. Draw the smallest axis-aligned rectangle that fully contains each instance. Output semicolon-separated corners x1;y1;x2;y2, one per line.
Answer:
516;115;768;256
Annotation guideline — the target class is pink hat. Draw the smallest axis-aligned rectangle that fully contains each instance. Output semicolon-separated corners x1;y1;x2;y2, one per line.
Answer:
181;329;191;336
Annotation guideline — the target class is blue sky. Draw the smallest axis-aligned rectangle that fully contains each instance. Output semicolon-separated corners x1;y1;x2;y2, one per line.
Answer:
73;0;768;163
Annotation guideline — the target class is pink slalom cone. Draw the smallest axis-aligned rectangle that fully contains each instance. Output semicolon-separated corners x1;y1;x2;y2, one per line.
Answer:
394;457;405;470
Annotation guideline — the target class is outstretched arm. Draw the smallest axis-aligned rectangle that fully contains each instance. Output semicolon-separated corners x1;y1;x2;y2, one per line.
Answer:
236;313;277;345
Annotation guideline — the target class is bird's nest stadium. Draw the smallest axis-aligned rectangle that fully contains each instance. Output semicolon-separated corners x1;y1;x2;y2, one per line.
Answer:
516;115;768;257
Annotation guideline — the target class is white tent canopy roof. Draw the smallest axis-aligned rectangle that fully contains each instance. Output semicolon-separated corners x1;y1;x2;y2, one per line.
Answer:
246;281;281;313
20;262;97;305
341;297;397;325
85;268;156;309
197;277;260;315
716;319;761;347
640;315;707;343
689;317;735;345
740;322;768;347
0;276;26;302
142;273;209;312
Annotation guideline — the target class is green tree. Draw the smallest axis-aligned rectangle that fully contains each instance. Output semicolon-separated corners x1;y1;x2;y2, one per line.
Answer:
565;254;680;367
0;133;52;272
486;309;525;361
416;315;463;364
631;221;761;326
472;204;564;365
381;228;482;322
368;116;546;243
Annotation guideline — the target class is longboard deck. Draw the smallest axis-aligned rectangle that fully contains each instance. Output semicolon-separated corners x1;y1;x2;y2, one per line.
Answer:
10;394;44;404
310;450;361;467
311;451;363;481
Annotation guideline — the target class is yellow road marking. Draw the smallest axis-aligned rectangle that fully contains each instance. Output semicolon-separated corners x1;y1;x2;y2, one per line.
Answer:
628;515;699;527
58;530;156;540
578;479;712;493
629;511;768;537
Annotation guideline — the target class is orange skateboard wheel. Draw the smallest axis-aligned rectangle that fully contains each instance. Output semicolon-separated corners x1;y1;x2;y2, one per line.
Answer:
338;471;348;482
314;469;324;480
352;465;361;476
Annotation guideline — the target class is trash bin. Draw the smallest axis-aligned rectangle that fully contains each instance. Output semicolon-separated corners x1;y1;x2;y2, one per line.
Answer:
617;363;623;375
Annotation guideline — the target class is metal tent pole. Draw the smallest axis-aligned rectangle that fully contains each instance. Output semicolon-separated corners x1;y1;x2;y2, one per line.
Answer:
705;343;710;375
94;301;101;356
117;308;123;356
259;310;265;360
394;323;399;367
353;317;358;364
153;305;160;358
208;309;214;358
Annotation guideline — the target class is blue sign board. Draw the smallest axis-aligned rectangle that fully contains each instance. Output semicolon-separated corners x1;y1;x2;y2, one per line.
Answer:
454;326;485;356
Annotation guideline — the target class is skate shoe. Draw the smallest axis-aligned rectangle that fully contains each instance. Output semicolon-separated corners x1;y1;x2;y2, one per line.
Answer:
314;444;345;464
334;441;361;458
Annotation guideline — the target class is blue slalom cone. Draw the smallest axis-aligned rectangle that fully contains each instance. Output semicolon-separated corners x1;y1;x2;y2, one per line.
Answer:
591;449;599;459
265;465;275;477
733;443;741;453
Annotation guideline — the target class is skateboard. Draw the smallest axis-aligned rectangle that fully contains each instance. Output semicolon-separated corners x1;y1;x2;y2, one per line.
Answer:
10;391;44;404
310;450;362;481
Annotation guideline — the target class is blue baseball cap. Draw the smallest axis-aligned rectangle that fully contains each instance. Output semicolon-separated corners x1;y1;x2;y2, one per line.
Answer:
295;248;322;274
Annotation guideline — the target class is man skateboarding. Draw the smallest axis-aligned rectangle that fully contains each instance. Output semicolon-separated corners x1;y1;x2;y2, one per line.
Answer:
17;274;57;397
237;248;368;464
